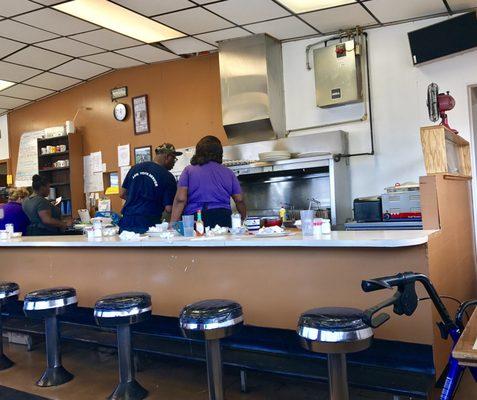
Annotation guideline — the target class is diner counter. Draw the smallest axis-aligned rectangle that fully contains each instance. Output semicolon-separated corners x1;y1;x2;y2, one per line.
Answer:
0;230;435;248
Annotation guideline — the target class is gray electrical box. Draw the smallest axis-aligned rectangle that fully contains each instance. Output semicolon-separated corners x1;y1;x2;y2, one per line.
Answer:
313;40;362;108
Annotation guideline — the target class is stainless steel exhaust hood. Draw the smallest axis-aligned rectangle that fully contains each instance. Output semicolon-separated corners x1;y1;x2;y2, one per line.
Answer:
218;34;286;145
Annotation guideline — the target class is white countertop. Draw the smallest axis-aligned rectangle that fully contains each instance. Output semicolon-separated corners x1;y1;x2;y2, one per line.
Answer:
0;230;435;248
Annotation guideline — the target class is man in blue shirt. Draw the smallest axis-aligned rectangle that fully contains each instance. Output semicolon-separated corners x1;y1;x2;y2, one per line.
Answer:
119;143;182;233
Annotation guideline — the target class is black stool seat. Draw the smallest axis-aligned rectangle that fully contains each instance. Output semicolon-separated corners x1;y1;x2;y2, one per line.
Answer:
0;282;19;303
297;307;373;354
24;287;77;318
94;292;151;326
180;299;243;340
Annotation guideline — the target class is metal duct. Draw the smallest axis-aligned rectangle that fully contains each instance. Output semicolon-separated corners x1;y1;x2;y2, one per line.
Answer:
218;34;286;145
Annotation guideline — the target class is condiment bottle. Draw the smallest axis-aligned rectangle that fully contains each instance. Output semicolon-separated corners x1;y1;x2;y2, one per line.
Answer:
195;210;205;236
279;206;286;222
321;219;331;234
313;218;323;236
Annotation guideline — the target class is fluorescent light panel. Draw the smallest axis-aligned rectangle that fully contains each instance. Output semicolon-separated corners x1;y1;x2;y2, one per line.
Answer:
276;0;356;14
0;80;15;91
54;0;185;43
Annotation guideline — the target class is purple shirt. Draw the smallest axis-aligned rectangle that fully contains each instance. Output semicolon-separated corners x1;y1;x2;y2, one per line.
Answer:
0;201;30;235
178;162;242;215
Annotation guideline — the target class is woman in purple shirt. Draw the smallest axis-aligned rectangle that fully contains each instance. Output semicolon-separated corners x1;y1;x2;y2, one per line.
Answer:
0;188;30;235
171;136;246;228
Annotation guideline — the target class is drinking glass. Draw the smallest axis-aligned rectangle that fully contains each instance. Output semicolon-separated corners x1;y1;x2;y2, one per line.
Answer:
300;210;315;236
182;215;195;237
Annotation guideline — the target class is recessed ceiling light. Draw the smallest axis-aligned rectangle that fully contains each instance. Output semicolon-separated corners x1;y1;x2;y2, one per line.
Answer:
54;0;185;43
0;80;15;92
276;0;356;14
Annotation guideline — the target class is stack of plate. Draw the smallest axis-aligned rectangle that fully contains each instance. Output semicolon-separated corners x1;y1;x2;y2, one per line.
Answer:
258;151;291;162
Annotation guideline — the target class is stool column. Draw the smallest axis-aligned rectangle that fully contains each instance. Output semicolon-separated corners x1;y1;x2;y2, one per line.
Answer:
45;316;61;369
205;339;224;400
117;325;134;384
0;310;14;370
327;354;349;400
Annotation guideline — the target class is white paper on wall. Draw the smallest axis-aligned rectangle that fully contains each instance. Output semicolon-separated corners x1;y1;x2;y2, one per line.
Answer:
91;151;103;173
120;165;131;186
15;130;45;187
117;144;130;167
83;155;104;193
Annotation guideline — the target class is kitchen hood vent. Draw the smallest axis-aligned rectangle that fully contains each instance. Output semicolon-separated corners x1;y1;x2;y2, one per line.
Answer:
218;34;286;145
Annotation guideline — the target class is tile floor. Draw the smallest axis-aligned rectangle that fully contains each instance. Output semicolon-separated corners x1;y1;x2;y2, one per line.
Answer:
0;341;474;399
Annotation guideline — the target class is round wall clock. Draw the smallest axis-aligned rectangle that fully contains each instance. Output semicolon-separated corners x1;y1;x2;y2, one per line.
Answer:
113;103;128;121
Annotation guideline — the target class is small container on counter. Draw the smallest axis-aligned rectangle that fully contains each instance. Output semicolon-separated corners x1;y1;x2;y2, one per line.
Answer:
231;213;242;229
312;218;323;236
321;219;331;234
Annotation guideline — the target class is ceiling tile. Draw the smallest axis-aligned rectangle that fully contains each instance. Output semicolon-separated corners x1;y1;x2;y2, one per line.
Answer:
301;4;376;33
0;20;58;43
110;0;196;16
244;16;317;40
162;37;216;55
447;0;477;11
0;37;26;59
50;59;111;80
206;0;290;25
69;29;142;51
4;46;72;70
0;84;54;100
35;37;103;57
193;0;218;3
0;96;30;109
366;0;447;23
14;8;97;36
0;0;42;17
23;72;81;90
155;8;233;35
82;52;144;69
0;61;41;82
0;109;8;115
116;45;180;63
195;27;251;45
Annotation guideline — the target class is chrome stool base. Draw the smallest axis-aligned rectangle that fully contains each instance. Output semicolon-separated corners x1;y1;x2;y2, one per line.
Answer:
327;354;349;400
108;379;148;400
37;365;74;387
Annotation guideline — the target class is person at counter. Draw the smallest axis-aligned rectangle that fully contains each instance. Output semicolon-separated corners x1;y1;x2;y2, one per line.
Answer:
170;135;246;228
0;188;30;235
22;175;66;236
119;143;182;233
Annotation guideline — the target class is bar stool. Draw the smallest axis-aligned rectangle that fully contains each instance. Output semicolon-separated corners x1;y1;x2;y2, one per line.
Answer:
179;299;244;400
94;292;151;400
297;307;373;400
23;287;77;387
0;282;19;370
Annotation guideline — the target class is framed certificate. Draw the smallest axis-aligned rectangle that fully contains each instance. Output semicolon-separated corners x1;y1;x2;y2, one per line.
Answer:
132;94;150;134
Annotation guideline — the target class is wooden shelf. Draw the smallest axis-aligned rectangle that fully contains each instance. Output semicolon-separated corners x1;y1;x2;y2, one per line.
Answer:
50;182;69;186
39;166;70;172
39;151;69;158
38;136;68;144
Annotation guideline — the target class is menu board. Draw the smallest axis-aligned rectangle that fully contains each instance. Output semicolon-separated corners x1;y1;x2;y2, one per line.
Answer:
15;130;45;187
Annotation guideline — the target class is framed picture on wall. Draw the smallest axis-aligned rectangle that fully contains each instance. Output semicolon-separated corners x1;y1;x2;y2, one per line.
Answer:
132;94;150;134
134;146;152;164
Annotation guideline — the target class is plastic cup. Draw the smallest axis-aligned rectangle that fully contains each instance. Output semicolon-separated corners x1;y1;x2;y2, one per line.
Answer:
182;215;195;237
300;210;315;236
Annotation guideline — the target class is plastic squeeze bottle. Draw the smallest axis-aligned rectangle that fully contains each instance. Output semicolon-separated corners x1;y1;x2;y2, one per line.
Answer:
196;210;205;236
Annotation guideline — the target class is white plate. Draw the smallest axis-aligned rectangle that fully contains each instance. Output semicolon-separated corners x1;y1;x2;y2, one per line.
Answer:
296;151;329;158
259;151;291;161
254;232;294;238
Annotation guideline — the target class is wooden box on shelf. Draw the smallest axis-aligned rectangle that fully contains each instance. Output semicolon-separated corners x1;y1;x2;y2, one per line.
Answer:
37;133;84;218
420;125;472;178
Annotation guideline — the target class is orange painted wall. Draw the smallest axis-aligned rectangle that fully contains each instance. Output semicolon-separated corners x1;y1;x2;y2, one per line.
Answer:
8;53;226;179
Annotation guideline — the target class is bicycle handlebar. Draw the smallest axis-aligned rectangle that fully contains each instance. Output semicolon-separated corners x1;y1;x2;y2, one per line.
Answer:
361;272;420;292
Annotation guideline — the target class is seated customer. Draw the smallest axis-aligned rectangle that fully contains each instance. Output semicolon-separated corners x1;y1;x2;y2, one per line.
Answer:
171;135;246;228
0;188;30;235
22;175;66;236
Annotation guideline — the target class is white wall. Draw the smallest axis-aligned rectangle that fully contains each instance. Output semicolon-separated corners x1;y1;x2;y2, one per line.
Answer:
0;115;8;160
282;17;477;201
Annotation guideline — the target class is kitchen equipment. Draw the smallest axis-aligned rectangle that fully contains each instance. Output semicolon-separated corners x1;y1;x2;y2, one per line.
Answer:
313;39;363;108
381;186;421;221
427;83;458;133
353;197;382;223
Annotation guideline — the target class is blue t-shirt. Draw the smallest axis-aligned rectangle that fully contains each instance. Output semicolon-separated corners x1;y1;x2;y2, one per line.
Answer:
121;162;177;218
